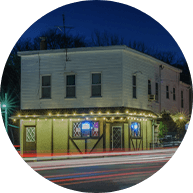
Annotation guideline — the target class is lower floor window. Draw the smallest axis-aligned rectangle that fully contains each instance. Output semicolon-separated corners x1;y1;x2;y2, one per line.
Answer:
130;122;141;137
73;121;99;138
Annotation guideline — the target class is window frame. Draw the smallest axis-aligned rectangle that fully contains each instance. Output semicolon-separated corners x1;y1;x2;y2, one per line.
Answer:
132;75;137;99
72;121;100;139
181;90;184;108
173;87;176;101
155;82;159;101
91;72;102;97
148;80;151;95
41;75;51;99
166;85;169;99
66;74;76;98
130;122;141;139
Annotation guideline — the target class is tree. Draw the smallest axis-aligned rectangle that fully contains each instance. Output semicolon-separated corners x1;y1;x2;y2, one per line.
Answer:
158;121;168;139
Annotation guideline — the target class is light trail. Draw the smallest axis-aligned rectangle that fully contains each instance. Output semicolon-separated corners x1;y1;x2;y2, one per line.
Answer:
31;156;170;171
51;170;158;183
43;164;164;179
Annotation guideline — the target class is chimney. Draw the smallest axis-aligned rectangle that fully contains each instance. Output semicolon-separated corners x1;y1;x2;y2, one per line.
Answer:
39;37;47;50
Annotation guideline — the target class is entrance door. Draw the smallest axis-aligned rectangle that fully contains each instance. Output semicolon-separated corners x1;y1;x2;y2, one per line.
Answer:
112;126;122;150
24;127;36;154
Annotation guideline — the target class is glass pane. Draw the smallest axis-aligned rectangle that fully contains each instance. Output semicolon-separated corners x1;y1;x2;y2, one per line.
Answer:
131;122;141;137
42;87;51;98
67;75;75;85
42;76;51;86
92;85;101;96
66;86;75;97
92;73;101;84
26;127;35;142
133;87;136;98
91;122;99;137
133;76;136;86
73;122;81;137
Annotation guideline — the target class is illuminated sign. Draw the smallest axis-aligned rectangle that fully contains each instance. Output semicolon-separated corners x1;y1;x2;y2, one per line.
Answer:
82;122;90;130
131;122;141;137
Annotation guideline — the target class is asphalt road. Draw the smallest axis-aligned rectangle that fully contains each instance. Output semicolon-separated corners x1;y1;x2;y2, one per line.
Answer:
27;148;176;192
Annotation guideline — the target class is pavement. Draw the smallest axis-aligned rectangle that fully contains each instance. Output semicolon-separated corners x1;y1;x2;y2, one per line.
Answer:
23;148;177;162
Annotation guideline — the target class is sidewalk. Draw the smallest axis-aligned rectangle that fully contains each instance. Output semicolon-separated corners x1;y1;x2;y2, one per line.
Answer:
23;148;177;162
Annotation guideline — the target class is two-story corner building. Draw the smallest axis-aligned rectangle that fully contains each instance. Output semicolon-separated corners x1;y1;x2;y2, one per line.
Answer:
11;45;190;156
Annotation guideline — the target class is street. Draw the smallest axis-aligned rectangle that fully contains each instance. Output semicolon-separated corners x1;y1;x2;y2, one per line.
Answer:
27;148;176;192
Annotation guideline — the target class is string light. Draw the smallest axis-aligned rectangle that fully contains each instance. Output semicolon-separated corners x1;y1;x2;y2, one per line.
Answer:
94;118;97;120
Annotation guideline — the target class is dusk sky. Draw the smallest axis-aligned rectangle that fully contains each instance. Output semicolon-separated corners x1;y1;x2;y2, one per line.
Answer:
21;1;184;58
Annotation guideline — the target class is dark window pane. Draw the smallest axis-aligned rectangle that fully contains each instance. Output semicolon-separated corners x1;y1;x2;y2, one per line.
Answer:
67;75;75;85
42;87;51;98
92;74;101;84
66;87;75;97
133;76;136;86
133;87;136;98
42;76;51;86
92;85;101;96
148;80;151;95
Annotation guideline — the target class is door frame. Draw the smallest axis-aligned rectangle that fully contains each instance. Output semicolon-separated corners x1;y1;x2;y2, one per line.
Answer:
24;125;37;154
112;126;122;150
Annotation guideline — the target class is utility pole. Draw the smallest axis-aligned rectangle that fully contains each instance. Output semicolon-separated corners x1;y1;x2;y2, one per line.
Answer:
55;14;74;61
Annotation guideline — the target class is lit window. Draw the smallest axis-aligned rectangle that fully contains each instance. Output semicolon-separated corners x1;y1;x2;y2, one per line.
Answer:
173;88;176;101
133;75;136;98
130;122;141;137
91;73;101;97
148;80;151;95
73;121;99;138
166;86;169;99
66;75;76;98
41;76;51;98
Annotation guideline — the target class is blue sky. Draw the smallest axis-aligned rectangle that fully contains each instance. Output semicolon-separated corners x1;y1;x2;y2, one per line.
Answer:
21;1;183;57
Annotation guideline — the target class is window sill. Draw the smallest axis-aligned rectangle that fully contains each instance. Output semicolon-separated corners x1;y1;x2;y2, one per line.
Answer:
65;97;77;100
90;96;102;98
40;98;52;100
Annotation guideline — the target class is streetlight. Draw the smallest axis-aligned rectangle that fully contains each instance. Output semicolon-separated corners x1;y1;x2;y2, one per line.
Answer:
1;93;8;133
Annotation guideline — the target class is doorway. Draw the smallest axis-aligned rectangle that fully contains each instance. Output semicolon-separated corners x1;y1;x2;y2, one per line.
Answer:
112;126;122;150
24;126;36;154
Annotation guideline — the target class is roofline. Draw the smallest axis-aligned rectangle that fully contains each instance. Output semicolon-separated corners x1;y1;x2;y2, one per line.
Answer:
17;45;182;73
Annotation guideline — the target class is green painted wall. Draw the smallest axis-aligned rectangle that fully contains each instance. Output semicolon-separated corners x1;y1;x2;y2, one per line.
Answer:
36;119;52;154
53;119;68;153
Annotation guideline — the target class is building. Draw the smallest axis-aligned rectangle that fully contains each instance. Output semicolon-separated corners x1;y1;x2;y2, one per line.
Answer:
11;45;190;156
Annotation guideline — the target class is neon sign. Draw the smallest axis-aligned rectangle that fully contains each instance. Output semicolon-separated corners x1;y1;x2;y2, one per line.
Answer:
131;122;140;137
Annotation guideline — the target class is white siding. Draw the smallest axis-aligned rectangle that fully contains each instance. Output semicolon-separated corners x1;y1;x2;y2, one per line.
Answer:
21;49;123;109
20;45;189;116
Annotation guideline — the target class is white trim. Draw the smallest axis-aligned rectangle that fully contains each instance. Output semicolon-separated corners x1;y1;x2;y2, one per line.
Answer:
40;74;51;99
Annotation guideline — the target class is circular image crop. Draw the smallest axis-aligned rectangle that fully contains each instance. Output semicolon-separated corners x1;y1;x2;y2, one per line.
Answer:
1;1;192;193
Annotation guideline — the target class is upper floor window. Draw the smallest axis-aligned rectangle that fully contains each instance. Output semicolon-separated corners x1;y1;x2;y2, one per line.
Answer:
132;75;137;98
91;73;101;97
66;75;76;98
41;75;51;99
181;91;184;108
173;88;176;101
166;86;169;99
155;83;158;101
148;80;151;95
